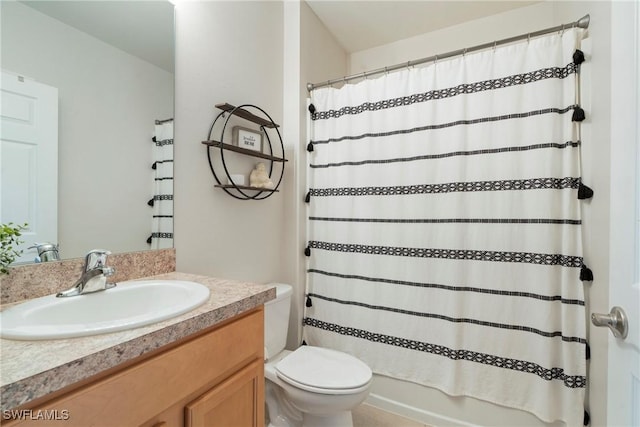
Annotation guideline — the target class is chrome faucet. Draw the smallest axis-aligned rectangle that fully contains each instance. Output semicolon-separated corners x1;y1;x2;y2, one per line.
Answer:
28;242;60;263
56;249;117;297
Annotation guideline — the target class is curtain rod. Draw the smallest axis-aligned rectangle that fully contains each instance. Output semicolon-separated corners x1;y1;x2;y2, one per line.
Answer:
307;14;590;92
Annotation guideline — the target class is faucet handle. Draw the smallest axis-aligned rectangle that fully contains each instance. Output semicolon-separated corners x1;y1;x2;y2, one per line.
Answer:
84;249;111;270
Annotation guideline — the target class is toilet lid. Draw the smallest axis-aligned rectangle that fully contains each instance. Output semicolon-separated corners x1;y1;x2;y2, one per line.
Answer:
275;346;372;391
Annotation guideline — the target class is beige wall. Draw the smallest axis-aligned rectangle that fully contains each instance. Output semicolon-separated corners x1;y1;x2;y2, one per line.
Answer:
346;2;612;426
285;1;349;347
172;0;345;347
1;1;173;259
173;1;285;283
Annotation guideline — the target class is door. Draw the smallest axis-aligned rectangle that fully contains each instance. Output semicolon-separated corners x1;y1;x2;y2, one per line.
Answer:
0;71;58;263
599;2;640;426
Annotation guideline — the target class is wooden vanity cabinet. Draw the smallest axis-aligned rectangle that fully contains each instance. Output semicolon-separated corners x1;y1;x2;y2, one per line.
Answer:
4;308;265;427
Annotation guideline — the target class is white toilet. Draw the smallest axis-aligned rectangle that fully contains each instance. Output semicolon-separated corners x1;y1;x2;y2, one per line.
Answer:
264;283;372;427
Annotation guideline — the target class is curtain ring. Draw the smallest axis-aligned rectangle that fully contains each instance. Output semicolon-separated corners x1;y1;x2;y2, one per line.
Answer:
463;47;467;56
384;66;388;75
434;54;438;64
527;33;531;43
406;61;411;70
493;41;497;51
560;23;566;35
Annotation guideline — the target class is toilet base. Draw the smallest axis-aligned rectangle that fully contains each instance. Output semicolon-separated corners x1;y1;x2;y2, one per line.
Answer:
265;376;357;427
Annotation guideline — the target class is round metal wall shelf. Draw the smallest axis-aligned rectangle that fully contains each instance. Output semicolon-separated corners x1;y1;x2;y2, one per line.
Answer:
202;103;287;200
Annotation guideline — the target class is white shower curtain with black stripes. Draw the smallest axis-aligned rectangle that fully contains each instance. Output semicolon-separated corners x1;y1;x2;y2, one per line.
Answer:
304;29;589;425
151;119;174;249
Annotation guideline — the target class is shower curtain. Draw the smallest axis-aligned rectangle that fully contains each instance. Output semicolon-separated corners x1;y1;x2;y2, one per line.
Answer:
149;119;174;249
304;29;589;425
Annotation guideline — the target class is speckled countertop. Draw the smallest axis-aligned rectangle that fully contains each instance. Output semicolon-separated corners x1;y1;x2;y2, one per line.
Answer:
0;272;276;411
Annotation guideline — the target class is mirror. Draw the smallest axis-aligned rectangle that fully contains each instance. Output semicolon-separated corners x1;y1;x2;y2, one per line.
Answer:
1;1;175;262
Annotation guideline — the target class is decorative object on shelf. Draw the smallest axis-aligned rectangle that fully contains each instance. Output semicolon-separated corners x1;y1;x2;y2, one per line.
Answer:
249;163;274;189
202;103;287;200
233;126;263;152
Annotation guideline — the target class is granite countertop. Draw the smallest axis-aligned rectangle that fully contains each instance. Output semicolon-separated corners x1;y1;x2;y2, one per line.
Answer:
0;272;276;410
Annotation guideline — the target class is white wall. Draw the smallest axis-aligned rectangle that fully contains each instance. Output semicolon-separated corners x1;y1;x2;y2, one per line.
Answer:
346;2;612;426
349;2;555;75
1;2;174;259
173;1;286;283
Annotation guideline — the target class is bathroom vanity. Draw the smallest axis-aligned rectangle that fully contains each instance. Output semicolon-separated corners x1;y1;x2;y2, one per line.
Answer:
0;272;275;427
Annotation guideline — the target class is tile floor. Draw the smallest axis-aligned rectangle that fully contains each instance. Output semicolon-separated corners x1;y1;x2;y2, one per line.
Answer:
352;403;432;427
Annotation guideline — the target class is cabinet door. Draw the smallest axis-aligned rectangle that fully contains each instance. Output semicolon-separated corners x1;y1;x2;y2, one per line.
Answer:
185;360;264;427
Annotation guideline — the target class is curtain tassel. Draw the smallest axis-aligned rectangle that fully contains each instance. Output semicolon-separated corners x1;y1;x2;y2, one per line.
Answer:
305;191;311;203
584;410;590;426
147;198;155;207
573;49;586;65
578;182;594;200
572;106;586;122
308;104;316;114
146;235;153;244
580;264;594;281
585;343;591;360
306;295;313;307
307;141;314;152
304;246;311;257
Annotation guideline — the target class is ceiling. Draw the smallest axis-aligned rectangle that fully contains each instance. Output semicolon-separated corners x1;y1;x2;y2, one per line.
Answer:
20;1;540;73
305;0;540;53
19;1;175;73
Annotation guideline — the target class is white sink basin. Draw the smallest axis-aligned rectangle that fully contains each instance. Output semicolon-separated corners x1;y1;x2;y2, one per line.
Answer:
0;280;210;340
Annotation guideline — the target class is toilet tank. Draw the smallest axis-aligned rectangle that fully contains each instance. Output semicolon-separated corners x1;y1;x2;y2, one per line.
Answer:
264;283;292;360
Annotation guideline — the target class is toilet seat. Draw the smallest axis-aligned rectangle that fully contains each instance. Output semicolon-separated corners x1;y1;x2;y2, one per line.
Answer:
275;346;372;395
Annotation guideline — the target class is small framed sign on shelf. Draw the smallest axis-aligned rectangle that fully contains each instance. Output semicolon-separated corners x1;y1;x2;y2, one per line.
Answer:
232;126;263;152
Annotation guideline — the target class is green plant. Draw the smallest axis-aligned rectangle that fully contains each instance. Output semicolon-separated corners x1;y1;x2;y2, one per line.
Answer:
0;223;27;274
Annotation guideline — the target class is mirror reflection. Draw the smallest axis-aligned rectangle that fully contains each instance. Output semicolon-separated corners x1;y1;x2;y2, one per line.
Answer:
1;1;175;262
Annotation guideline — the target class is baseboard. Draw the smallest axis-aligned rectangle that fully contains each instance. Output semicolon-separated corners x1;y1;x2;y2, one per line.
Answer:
365;393;479;427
